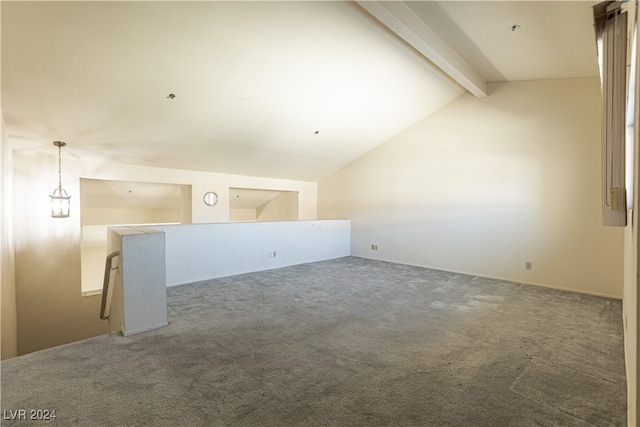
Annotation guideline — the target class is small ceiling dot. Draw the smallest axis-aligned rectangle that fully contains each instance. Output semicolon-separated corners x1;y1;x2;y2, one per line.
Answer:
314;130;319;135
510;24;521;32
167;93;176;99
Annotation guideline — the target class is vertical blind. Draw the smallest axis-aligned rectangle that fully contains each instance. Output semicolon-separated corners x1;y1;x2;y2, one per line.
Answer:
594;1;628;226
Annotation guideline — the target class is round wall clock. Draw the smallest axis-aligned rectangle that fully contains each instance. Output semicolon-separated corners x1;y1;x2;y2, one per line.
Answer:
203;191;218;206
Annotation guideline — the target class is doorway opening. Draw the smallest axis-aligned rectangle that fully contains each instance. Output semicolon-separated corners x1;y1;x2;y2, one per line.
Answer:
80;178;191;295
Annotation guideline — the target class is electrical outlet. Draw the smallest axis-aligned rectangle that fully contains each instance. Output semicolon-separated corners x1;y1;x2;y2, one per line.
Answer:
525;261;532;270
268;251;277;258
371;244;378;251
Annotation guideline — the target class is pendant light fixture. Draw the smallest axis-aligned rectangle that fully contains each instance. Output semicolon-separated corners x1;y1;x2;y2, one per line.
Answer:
49;141;71;218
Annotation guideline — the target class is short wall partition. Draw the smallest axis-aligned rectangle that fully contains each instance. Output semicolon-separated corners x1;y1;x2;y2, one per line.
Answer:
151;220;351;287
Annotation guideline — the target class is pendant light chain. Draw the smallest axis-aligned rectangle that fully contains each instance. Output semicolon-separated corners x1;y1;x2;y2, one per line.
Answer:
57;142;62;190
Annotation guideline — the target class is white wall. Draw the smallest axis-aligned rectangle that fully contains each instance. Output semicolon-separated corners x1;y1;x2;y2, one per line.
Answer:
319;78;623;298
624;6;640;423
624;132;639;426
1;114;18;360
153;219;350;286
81;208;182;225
11;155;318;355
230;208;256;222
13;154;108;355
73;160;317;223
257;191;299;221
107;227;167;336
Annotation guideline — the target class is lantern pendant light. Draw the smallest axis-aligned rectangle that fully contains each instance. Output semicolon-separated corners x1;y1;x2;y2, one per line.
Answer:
49;141;71;218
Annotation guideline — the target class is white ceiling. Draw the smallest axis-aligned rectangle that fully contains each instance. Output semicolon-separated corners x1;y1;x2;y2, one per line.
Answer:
1;1;600;182
405;1;599;83
80;179;183;210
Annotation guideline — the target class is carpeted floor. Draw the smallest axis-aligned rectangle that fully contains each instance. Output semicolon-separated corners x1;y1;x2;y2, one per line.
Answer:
0;257;627;426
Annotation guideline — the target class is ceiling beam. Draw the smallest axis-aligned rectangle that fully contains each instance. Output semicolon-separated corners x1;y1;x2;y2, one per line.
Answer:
356;1;488;98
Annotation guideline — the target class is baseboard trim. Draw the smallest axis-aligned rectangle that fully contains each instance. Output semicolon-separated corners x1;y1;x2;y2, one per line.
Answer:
354;255;622;300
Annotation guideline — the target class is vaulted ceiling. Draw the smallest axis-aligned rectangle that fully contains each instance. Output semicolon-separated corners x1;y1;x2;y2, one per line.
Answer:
1;1;600;182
